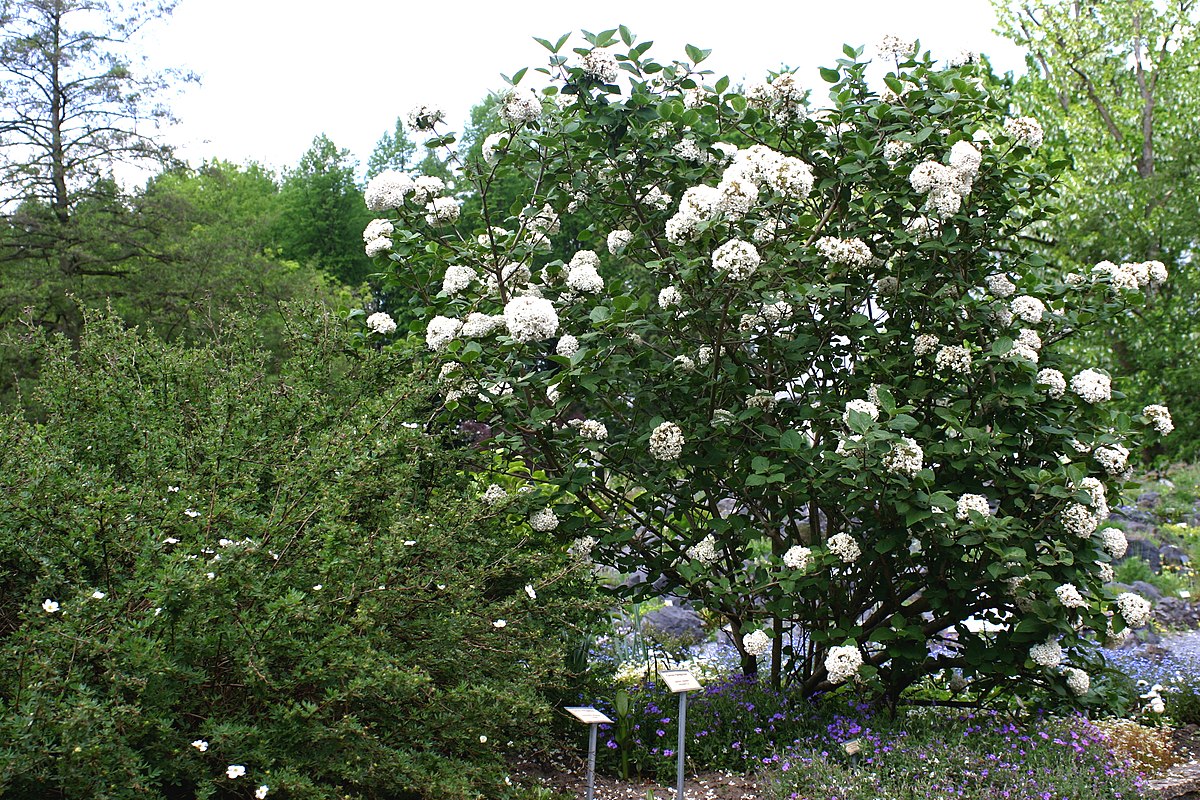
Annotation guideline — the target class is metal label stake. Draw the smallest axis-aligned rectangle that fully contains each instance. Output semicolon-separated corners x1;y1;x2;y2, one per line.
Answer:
658;669;702;800
565;706;613;800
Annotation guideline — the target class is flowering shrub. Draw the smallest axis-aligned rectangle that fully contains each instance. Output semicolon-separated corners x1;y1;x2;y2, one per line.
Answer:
363;27;1173;700
0;310;600;799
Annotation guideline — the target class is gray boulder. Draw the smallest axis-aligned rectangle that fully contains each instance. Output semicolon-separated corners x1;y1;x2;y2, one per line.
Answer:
640;605;707;645
1122;537;1162;571
1131;580;1163;603
1161;544;1190;567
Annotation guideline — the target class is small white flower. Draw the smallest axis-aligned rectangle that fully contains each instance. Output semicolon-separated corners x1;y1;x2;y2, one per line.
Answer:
191;739;208;752
492;620;506;629
42;598;59;613
91;590;106;600
226;765;246;779
256;787;270;800
524;584;537;600
184;509;200;518
312;584;323;591
479;734;490;743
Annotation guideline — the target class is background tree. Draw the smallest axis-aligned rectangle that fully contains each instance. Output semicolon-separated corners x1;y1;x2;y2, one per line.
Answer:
275;133;374;287
0;0;192;269
365;116;417;179
994;0;1200;460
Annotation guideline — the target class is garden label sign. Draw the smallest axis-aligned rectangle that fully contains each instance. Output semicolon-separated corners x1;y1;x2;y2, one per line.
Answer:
659;670;702;693
658;669;701;799
565;706;613;800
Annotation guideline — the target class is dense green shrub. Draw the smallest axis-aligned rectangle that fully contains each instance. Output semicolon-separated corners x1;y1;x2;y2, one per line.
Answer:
0;309;601;799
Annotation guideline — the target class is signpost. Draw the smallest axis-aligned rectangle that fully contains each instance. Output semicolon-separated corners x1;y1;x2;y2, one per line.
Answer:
565;707;614;800
658;670;702;800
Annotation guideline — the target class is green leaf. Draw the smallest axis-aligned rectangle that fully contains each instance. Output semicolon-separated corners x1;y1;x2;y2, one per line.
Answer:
685;44;711;64
714;75;729;94
619;25;633;46
819;66;840;83
511;67;528;86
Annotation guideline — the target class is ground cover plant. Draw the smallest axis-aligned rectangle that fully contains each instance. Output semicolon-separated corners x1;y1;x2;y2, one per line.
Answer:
361;25;1175;707
0;308;602;799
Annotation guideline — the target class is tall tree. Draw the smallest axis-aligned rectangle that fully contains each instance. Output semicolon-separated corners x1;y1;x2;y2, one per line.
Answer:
275;133;373;286
0;0;193;336
365;116;417;179
995;0;1200;459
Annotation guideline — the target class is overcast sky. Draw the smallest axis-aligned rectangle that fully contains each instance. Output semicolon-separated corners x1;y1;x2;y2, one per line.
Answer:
141;0;1028;176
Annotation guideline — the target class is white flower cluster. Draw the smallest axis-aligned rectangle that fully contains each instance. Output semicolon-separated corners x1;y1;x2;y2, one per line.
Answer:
1003;116;1044;149
1094;443;1129;476
956;494;990;522
986;273;1016;298
425;197;461;226
827;532;861;564
1010;295;1045;324
481;484;508;506
883;140;913;164
462;312;506;338
907;140;981;218
365;170;413;211
658;286;681;309
556;334;579;357
783;545;811;570
575;419;608;441
946;49;979;67
745;72;807;125
994;328;1030;363
525;203;560;249
1143;404;1174;435
913;334;940;357
1036;368;1066;399
650;421;685;461
1078;476;1110;520
1055;583;1088;609
935;345;972;376
363;218;394;257
529;507;559;532
1071;369;1111;404
581;48;618;82
442;264;477;296
746;391;777;411
1116;592;1152;628
743;629;772;657
566;250;605;293
1062;503;1101;539
1101;527;1128;558
426;315;462;352
406;104;446;131
665;145;812;243
1029;639;1063;668
711;238;762;281
365;311;397;335
481;132;509;163
883;437;924;478
843;399;880;425
503;296;559;342
686;534;720;564
1143;683;1167;715
876;34;914;59
815;236;873;268
411;175;445;204
824;643;864;685
499;90;541;125
607;229;633;255
1065;667;1090;696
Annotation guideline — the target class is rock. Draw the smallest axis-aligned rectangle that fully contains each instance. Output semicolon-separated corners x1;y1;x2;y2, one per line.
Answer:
1132;581;1164;602
1122;537;1162;571
1138;491;1162;510
1111;506;1157;534
1155;597;1200;629
639;605;707;645
1161;544;1191;566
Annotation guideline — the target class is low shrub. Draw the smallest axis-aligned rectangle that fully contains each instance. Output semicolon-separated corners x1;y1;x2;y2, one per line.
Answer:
0;308;602;799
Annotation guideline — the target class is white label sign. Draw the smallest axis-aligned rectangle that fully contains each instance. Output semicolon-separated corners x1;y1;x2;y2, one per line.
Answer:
565;706;614;725
659;669;702;693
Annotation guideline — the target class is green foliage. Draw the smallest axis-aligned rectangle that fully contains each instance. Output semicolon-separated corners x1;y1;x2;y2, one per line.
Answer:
275;134;375;286
363;28;1158;705
1114;556;1155;585
0;308;601;799
995;0;1200;462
